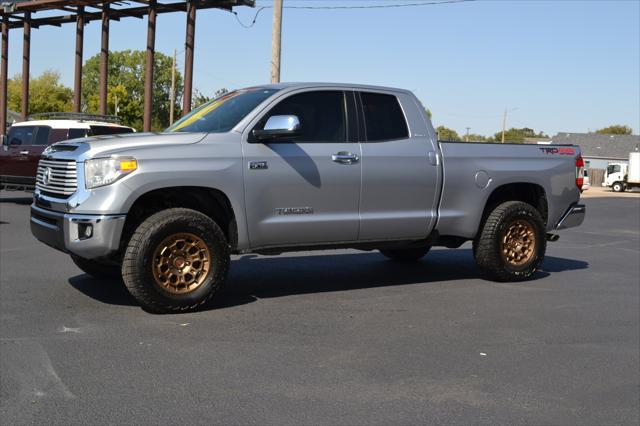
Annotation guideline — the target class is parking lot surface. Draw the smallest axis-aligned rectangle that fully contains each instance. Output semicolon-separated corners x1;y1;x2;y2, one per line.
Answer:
1;190;639;425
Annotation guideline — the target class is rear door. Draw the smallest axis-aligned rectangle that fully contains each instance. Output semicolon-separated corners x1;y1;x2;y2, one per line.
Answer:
242;89;362;248
357;91;439;240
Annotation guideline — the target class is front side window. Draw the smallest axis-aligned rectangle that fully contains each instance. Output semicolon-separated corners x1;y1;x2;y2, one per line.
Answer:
167;88;278;133
607;164;621;174
259;91;346;142
6;126;51;146
360;92;409;141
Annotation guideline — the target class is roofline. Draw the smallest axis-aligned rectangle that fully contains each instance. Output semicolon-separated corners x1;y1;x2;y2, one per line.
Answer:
247;82;414;95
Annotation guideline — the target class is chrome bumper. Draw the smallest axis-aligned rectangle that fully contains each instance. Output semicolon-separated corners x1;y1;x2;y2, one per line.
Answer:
555;204;586;230
30;204;126;259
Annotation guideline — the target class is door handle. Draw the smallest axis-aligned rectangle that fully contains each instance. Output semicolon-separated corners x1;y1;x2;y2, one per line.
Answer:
331;152;359;164
19;150;29;155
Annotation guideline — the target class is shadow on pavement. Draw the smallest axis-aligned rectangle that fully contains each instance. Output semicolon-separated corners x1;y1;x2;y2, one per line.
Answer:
67;249;589;311
0;196;32;205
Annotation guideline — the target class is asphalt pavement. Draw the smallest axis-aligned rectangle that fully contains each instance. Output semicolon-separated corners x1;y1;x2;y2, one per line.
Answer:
1;190;638;425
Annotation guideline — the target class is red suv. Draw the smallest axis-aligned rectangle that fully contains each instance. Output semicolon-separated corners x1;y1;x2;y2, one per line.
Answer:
0;113;135;190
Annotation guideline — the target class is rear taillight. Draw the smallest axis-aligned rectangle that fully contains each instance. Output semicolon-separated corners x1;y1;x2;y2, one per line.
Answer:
576;155;585;191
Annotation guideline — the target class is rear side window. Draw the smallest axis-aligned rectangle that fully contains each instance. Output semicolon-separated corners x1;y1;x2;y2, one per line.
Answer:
360;92;408;141
48;129;69;144
68;128;88;139
90;126;134;136
262;91;347;142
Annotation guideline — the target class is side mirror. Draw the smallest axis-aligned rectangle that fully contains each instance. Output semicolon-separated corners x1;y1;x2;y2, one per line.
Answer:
252;115;301;142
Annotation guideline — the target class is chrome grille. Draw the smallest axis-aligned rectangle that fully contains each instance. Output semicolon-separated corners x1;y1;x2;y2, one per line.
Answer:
36;158;78;197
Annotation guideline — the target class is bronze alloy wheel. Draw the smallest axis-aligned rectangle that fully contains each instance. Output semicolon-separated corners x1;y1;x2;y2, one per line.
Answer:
501;219;537;266
152;232;211;294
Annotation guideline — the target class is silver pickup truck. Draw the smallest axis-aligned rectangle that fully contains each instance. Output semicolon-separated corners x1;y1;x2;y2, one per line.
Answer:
30;83;586;313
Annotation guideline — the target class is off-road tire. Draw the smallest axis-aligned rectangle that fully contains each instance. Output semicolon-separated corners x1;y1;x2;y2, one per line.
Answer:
71;255;122;280
122;208;230;313
379;246;431;262
473;201;546;282
612;182;624;192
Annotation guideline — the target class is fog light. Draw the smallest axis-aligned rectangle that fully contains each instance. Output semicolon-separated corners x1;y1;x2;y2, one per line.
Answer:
78;223;93;240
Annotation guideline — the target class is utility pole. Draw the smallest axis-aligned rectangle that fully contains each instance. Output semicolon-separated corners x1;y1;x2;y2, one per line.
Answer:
465;127;470;142
501;107;518;143
170;48;176;124
501;109;507;144
271;0;283;83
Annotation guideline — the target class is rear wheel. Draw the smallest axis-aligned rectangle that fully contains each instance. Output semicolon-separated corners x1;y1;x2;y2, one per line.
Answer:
379;246;431;262
612;182;624;192
473;201;546;282
71;255;121;280
122;208;230;313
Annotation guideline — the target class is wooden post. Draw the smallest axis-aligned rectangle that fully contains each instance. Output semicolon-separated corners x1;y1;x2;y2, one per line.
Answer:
100;3;110;116
182;0;196;115
170;48;176;125
1;14;8;135
270;0;283;83
143;0;156;132
73;6;84;113
21;12;30;120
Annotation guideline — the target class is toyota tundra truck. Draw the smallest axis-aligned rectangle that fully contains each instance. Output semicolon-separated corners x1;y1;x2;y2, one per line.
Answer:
30;83;586;313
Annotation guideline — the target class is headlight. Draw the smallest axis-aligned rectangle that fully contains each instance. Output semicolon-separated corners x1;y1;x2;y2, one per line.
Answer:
85;157;137;189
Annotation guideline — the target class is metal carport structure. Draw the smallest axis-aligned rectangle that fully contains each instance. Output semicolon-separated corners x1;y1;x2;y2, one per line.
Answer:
0;0;255;134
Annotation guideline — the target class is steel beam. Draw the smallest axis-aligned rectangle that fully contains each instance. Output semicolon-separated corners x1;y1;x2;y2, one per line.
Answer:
73;6;84;112
143;0;156;131
1;15;8;135
182;0;196;115
99;3;109;115
21;12;31;120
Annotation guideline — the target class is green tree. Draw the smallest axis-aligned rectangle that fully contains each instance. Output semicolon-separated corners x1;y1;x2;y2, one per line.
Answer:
466;133;489;142
82;50;183;131
594;125;633;135
7;70;73;115
436;125;461;141
493;127;548;144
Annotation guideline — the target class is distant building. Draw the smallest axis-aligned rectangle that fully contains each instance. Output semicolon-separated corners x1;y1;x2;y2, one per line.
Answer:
551;132;640;169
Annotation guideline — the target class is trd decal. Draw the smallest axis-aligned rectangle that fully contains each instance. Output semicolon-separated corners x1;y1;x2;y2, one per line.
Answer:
539;147;576;155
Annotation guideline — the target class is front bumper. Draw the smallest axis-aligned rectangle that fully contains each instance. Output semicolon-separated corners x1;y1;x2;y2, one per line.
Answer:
554;204;586;230
30;204;126;259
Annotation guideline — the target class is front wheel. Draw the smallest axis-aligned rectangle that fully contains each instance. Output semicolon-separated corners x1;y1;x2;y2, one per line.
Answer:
612;182;625;192
122;208;230;313
379;246;431;262
473;201;546;282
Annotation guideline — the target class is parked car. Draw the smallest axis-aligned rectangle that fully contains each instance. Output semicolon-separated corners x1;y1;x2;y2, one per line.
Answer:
582;168;591;190
0;113;135;190
30;83;586;313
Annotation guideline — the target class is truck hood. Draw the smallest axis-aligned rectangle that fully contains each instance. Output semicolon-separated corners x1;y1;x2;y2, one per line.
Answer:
48;132;207;161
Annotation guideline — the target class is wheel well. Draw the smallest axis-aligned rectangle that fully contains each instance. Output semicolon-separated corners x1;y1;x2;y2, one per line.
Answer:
480;183;548;229
120;187;237;253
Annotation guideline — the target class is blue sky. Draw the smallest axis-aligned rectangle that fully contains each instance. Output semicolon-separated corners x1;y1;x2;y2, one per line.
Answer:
5;0;640;136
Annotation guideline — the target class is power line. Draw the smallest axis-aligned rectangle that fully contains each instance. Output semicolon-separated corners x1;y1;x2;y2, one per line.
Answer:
233;0;475;28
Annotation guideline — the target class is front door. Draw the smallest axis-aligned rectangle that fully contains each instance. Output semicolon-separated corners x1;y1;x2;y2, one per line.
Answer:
0;125;49;179
242;90;361;249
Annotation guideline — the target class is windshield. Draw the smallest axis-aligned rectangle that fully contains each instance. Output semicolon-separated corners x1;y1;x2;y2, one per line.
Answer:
166;88;278;133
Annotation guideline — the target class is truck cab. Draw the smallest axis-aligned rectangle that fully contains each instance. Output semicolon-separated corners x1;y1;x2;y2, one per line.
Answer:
603;162;629;192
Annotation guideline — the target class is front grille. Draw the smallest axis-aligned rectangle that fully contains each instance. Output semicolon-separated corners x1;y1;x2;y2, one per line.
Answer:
36;158;78;198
